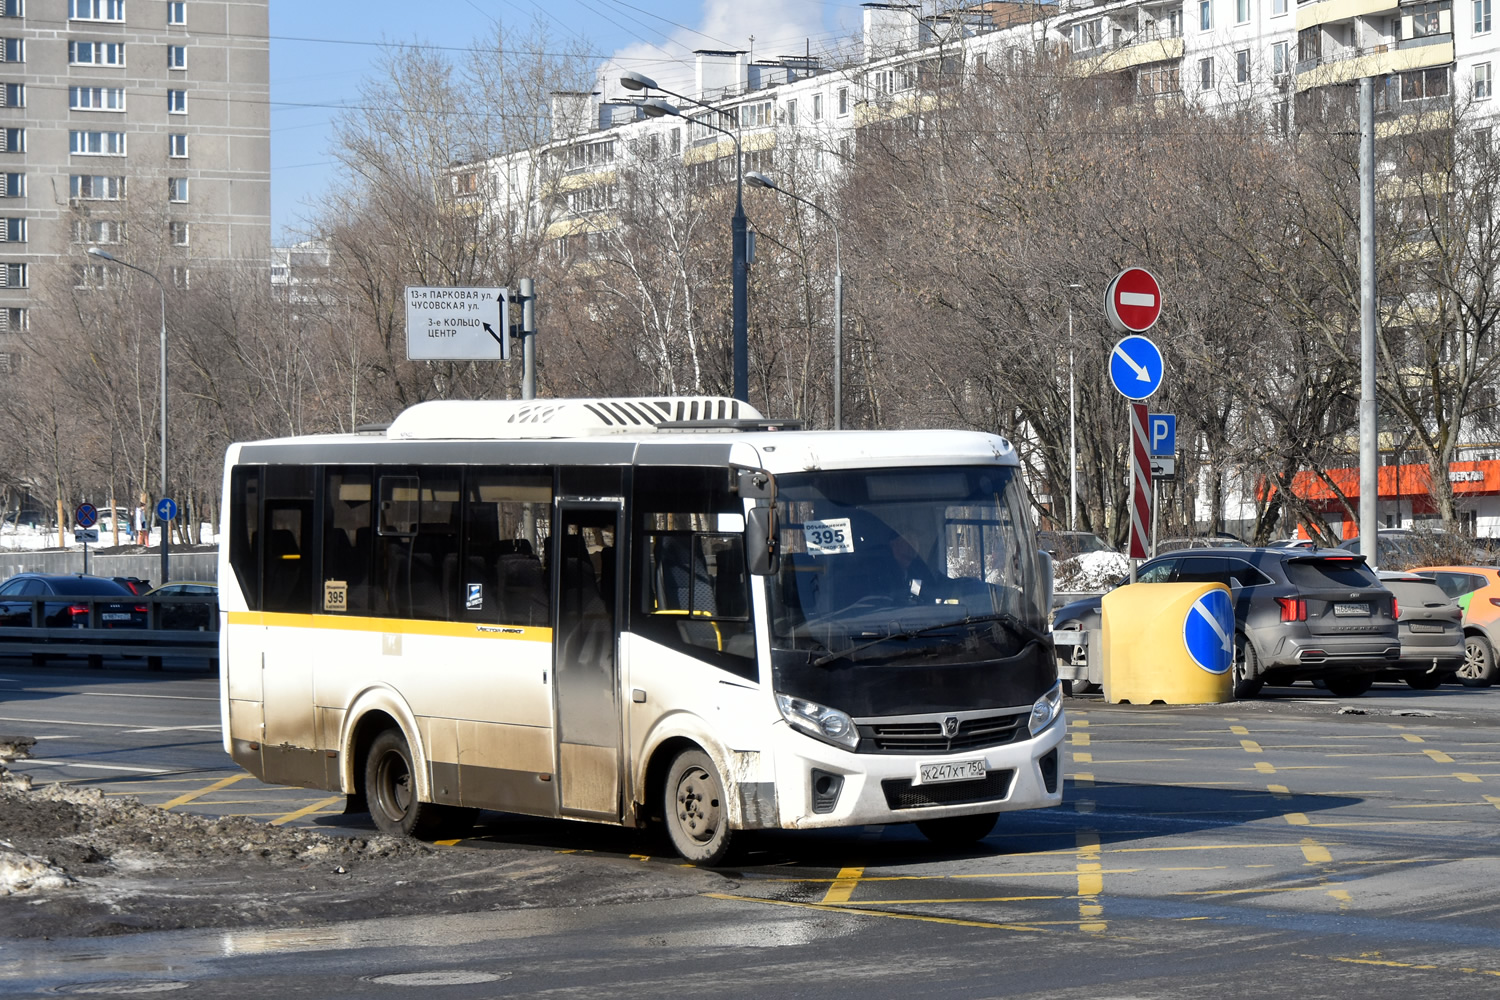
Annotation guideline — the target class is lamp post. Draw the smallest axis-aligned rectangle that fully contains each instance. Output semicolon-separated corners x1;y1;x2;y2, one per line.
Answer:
744;170;843;430
623;75;748;403
87;247;169;585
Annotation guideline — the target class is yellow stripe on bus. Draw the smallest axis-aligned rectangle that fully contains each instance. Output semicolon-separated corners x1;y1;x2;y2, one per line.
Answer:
225;610;552;641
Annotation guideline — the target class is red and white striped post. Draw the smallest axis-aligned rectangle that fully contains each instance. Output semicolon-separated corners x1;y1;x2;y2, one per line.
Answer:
1129;403;1152;572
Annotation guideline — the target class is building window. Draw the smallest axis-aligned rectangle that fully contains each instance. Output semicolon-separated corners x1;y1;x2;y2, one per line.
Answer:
167;176;188;202
1199;57;1214;90
739;100;772;128
1;38;23;62
71;218;124;244
168;133;187;157
669;127;680;154
1478;62;1493;99
1138;64;1182;96
813;93;823;120
0;1;22;18
0;217;24;242
785;99;796;126
1478;0;1493;33
74;263;118;289
167;1;184;25
0;172;21;197
1402;66;1450;100
167;45;185;70
69;174;125;200
69;41;125;66
1237;0;1249;23
1;262;27;288
171;265;189;289
70;130;126;155
1200;0;1212;30
837;87;849;115
1236;49;1250;83
1273;0;1288;13
69;0;124;21
167;89;186;114
0;127;20;152
1072;19;1102;51
1;82;21;106
1;308;26;334
69;86;125;110
1273;41;1289;76
169;221;189;246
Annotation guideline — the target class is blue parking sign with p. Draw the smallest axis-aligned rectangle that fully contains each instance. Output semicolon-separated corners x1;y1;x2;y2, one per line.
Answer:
1149;414;1175;457
1184;589;1233;674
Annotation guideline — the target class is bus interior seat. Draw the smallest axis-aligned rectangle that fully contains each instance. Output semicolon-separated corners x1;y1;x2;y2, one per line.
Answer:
655;535;720;649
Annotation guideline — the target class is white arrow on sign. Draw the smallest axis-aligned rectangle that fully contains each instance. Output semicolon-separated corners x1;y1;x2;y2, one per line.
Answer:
1191;598;1234;656
1113;342;1152;382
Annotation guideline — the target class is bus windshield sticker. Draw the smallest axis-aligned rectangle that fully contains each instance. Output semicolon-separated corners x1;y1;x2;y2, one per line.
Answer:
466;583;483;610
323;580;348;613
804;518;854;555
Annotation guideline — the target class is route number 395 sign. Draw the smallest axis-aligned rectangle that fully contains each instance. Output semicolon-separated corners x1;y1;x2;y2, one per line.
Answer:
804;518;854;555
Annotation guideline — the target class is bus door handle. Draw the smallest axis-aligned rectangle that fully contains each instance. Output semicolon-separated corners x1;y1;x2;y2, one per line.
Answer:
632;688;647;704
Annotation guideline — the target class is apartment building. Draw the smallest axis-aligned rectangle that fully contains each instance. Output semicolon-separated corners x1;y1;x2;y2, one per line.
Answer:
0;0;270;374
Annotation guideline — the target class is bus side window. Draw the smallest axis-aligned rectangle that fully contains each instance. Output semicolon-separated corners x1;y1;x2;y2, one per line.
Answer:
260;466;314;613
463;471;552;627
228;466;260;610
323;468;372;614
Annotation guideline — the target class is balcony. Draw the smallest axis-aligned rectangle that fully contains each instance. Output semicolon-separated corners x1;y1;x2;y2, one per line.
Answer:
1296;0;1398;31
1296;38;1452;91
1070;22;1185;77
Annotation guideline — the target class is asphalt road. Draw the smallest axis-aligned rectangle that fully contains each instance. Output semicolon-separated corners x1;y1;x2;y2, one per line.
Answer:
3;658;1500;998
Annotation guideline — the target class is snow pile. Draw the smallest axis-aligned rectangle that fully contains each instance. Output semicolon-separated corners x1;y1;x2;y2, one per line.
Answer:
0;843;74;895
1054;550;1129;593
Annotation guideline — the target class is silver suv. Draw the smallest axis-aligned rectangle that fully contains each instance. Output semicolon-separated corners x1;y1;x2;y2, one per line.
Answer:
1052;548;1399;698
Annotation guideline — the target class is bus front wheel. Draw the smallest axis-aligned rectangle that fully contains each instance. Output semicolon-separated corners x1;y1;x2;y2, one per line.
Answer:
364;729;475;840
664;749;734;865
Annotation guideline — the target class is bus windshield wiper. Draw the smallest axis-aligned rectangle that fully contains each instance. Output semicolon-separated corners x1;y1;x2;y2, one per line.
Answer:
811;613;1047;667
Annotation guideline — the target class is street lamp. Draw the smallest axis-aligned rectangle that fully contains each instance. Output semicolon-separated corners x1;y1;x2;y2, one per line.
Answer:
87;247;170;585
626;80;749;403
744;170;843;430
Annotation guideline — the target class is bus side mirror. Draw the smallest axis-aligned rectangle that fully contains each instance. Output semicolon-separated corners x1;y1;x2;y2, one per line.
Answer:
746;505;778;576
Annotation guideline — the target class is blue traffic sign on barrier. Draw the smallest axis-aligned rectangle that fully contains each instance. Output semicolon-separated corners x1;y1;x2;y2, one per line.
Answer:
156;497;178;522
1183;589;1233;674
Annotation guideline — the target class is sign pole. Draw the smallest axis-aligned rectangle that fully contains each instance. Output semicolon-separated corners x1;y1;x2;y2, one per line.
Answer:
1129;403;1152;581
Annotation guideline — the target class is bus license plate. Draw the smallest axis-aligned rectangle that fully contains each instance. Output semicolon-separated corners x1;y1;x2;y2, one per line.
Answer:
1334;603;1370;617
916;758;987;786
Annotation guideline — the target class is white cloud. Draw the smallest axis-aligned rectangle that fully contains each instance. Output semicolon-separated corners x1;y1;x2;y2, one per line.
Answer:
595;0;837;103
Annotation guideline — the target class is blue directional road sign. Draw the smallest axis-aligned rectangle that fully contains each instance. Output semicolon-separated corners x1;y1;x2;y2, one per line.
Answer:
1109;335;1164;400
74;503;98;528
156;497;178;522
1183;588;1234;674
1148;413;1176;457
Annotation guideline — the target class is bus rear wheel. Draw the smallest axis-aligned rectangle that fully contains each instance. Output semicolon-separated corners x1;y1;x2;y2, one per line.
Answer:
364;729;476;840
916;811;998;845
664;749;733;866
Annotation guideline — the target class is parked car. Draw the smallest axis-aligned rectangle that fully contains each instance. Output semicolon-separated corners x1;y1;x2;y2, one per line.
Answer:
144;581;217;631
0;573;149;629
1155;535;1250;554
112;576;152;595
1406;565;1500;687
1338;530;1480;570
1038;530;1115;561
1375;570;1465;689
1051;548;1399;698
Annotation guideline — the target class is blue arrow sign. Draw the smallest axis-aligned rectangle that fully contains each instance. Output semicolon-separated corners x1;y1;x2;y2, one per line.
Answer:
1109;335;1164;400
1183;589;1234;674
156;497;178;522
1148;413;1176;457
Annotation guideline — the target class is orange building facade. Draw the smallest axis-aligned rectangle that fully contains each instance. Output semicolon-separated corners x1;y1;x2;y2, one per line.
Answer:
1288;461;1500;538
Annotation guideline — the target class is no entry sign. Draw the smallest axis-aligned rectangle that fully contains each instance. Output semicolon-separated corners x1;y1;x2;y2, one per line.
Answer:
1105;268;1163;334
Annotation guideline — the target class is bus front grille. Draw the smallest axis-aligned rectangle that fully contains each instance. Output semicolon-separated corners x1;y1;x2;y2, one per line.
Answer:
881;770;1015;810
860;712;1029;754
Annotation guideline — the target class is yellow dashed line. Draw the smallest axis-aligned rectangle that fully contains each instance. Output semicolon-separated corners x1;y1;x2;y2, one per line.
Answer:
1454;773;1482;783
1284;812;1310;826
1240;740;1262;754
1230;725;1249;736
1486;795;1500;810
1300;838;1332;864
1075;829;1105;933
269;795;345;826
1424;749;1456;764
1255;761;1277;774
1401;734;1425;743
822;866;865;905
160;774;248;810
1073;733;1092;747
1073;752;1093;764
1268;784;1291;800
1298;953;1500;978
1072;771;1095;788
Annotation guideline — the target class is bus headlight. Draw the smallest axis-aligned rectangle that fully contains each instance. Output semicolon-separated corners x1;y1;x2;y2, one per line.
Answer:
776;694;860;751
1028;683;1063;737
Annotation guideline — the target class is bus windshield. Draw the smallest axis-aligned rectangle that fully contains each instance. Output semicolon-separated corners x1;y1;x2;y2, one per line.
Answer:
766;465;1054;717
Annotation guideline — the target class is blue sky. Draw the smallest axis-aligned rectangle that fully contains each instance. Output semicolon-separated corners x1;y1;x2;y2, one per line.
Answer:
269;1;860;243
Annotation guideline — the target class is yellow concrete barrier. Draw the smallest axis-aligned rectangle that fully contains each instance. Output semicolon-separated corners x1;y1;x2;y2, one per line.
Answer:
1101;582;1234;704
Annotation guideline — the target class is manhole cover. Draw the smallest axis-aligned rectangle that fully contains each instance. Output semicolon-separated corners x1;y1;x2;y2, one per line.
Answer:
368;971;510;986
54;983;191;995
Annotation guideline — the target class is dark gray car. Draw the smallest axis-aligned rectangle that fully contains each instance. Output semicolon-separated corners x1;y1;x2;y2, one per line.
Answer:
1052;547;1399;698
1375;570;1465;689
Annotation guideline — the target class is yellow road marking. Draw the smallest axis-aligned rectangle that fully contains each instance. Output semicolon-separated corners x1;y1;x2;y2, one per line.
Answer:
1454;773;1482;783
1424;749;1456;764
1300;838;1332;864
1072;771;1095;788
1284;812;1310;826
1075;829;1105;933
160;774;248;810
1240;740;1262;754
1390;801;1493;809
822;866;865;905
1401;734;1425;743
1268;784;1291;800
1073;719;1089;728
1254;761;1277;774
839;895;1066;905
1486;795;1500;810
1230;726;1249;736
705;893;1051;932
269;795;345;826
1297;953;1500;978
1073;752;1093;764
1073;733;1092;746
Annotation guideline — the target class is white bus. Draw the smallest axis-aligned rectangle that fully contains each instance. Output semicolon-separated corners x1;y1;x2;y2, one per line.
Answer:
218;397;1065;863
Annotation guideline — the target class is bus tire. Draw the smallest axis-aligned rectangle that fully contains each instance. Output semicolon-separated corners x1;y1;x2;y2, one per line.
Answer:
364;729;475;840
916;811;998;845
664;749;733;865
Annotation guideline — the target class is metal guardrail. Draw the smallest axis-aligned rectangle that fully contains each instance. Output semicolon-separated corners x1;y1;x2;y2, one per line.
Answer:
0;595;219;670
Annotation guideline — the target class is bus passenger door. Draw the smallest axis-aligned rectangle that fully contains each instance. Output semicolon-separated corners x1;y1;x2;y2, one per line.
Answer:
552;501;624;820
